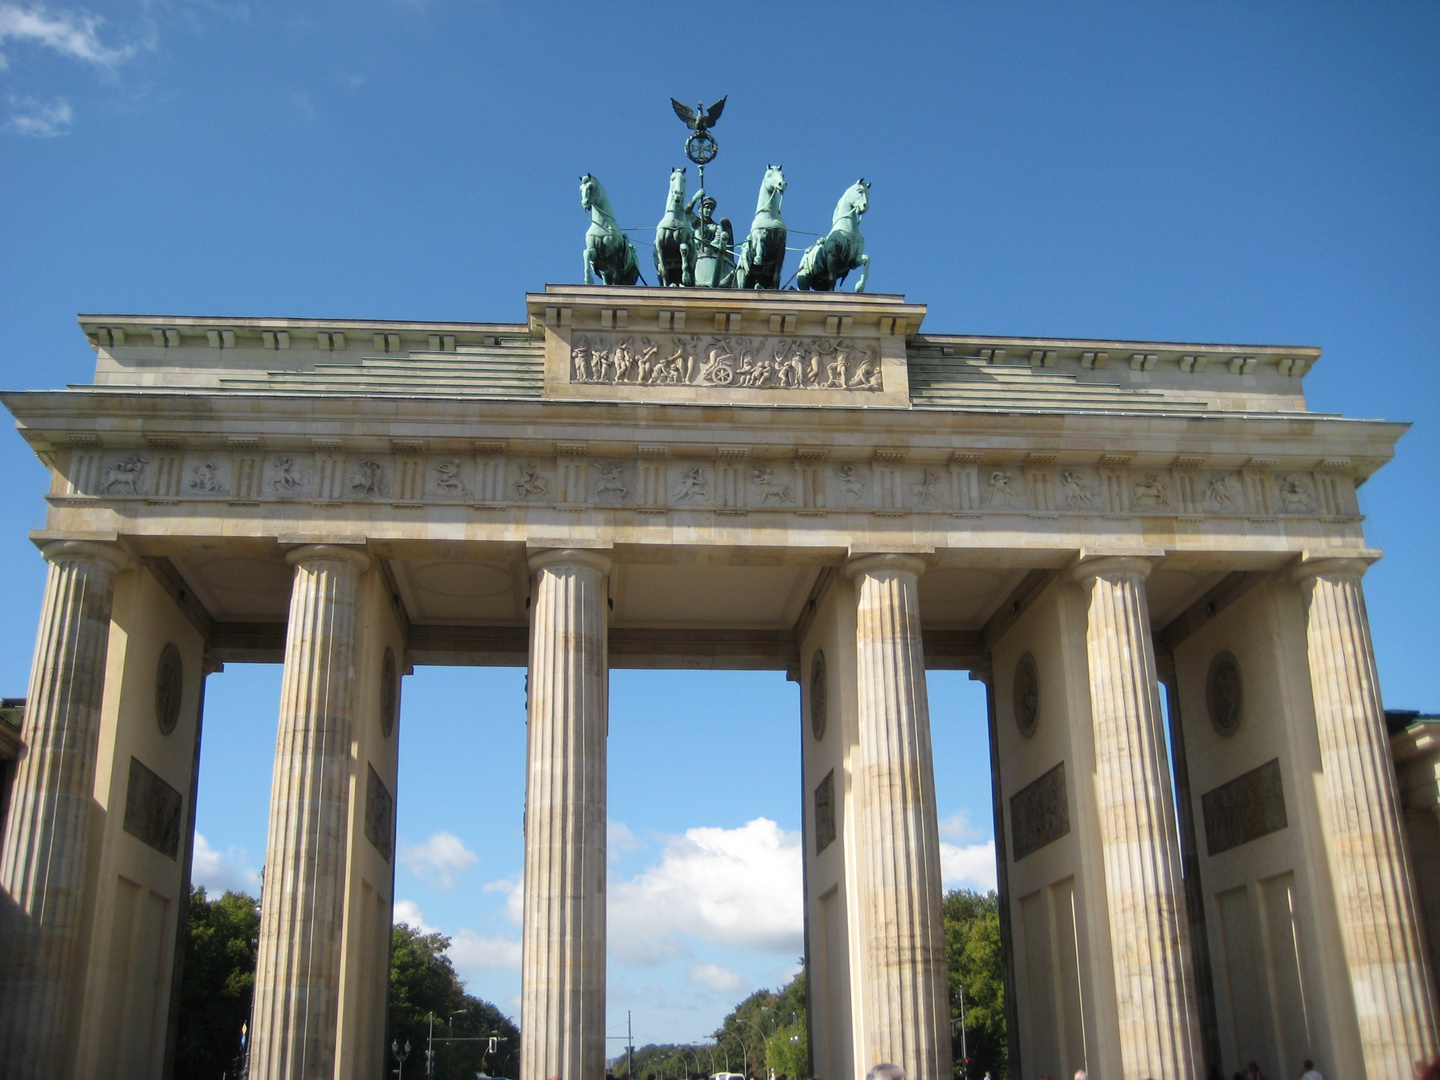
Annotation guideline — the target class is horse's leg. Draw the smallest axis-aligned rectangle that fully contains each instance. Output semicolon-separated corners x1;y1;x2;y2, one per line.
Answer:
584;244;595;286
854;254;870;294
654;236;666;286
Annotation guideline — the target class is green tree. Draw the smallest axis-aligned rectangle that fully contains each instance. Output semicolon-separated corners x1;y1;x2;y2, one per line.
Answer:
388;921;520;1079
944;889;1008;1079
712;966;809;1077
173;886;260;1080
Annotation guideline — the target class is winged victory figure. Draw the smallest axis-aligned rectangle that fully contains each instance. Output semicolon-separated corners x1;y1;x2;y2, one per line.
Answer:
671;96;727;135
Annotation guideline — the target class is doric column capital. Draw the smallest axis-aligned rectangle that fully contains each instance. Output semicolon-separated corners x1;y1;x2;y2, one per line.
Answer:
527;547;612;576
843;551;929;581
39;538;129;573
284;542;371;572
1291;555;1372;586
1071;553;1154;587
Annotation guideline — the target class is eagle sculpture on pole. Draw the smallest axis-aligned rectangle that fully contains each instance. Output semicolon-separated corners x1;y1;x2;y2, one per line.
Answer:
671;96;727;135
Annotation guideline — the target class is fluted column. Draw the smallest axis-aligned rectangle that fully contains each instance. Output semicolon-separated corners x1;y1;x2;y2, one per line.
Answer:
0;540;128;1078
249;544;370;1080
520;548;609;1080
1073;556;1202;1080
846;553;951;1080
1294;558;1440;1075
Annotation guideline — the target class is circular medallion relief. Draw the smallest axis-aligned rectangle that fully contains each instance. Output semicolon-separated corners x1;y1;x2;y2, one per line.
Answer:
810;650;828;741
155;643;183;736
380;647;398;738
1207;651;1243;736
1013;652;1039;738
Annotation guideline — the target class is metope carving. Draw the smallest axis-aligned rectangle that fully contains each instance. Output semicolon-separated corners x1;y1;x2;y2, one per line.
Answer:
835;464;866;505
814;769;836;854
513;463;550;500
351;460;384;497
568;332;882;391
672;467;709;504
1276;474;1315;513
594;463;628;500
912;468;943;506
272;456;305;495
1131;472;1172;509
751;466;792;505
364;763;395;863
433;459;467;498
102;455;148;495
1204;472;1240;511
189;460;223;493
987;470;1024;508
1062;470;1099;508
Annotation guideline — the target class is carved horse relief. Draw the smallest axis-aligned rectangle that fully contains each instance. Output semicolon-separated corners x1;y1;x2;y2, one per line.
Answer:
797;178;870;293
580;173;640;286
736;165;787;290
654;167;694;287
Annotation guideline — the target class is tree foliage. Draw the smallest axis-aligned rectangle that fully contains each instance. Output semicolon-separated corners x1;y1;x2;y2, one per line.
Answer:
173;886;260;1080
944;889;1008;1079
388;921;520;1080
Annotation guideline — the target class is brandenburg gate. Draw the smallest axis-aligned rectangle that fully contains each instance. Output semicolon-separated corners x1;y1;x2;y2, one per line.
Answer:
0;286;1436;1079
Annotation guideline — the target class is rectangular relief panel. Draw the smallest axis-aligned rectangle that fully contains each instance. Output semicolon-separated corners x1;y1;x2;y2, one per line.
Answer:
1202;757;1287;856
123;756;182;859
1011;761;1070;861
814;769;836;854
365;763;394;863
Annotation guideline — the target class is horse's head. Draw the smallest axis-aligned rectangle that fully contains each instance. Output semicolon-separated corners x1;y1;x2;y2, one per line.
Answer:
765;164;787;195
668;166;687;202
835;178;870;224
579;173;597;211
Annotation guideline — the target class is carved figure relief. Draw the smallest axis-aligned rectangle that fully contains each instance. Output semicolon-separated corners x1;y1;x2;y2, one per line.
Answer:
672;467;709;503
513;463;549;499
155;643;183;736
433;459;467;498
364;763;394;863
912;468;942;506
272;456;304;495
1207;651;1243;735
594;463;628;500
1201;758;1287;856
1013;652;1039;738
835;464;866;505
569;332;882;391
351;460;384;497
1276;474;1315;513
810;650;828;741
752;465;792;504
102;455;149;495
1010;761;1069;861
380;647;398;738
124;757;182;860
814;770;836;854
1061;470;1099;508
1204;472;1240;511
987;470;1023;508
189;461;222;493
1131;471;1172;509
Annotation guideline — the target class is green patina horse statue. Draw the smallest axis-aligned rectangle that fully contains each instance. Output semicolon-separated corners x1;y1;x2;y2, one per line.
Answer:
736;164;787;290
580;173;640;286
653;166;694;287
797;178;871;293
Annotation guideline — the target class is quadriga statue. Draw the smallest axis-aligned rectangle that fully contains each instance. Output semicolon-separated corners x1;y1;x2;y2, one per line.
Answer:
580;173;640;286
797;178;870;293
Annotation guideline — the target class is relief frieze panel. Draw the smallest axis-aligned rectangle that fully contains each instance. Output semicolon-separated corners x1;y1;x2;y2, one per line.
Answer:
55;447;1358;521
568;332;884;391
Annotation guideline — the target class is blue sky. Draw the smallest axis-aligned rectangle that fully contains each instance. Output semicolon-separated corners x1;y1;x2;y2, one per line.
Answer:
1;0;1436;1050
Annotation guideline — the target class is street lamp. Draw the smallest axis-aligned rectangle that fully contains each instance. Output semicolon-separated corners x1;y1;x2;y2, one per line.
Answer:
733;1015;771;1075
391;1039;411;1079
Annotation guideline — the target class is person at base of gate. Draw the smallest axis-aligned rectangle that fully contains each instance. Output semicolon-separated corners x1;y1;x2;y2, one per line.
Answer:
1298;1060;1322;1080
866;1065;905;1080
1074;1071;1088;1080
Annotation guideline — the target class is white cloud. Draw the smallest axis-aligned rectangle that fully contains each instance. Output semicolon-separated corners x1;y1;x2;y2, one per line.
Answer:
6;92;69;135
0;4;136;69
608;818;640;861
393;899;437;934
938;808;986;845
483;875;523;926
449;929;522;973
399;831;479;890
191;832;261;895
940;840;998;892
608;817;803;967
689;962;745;994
